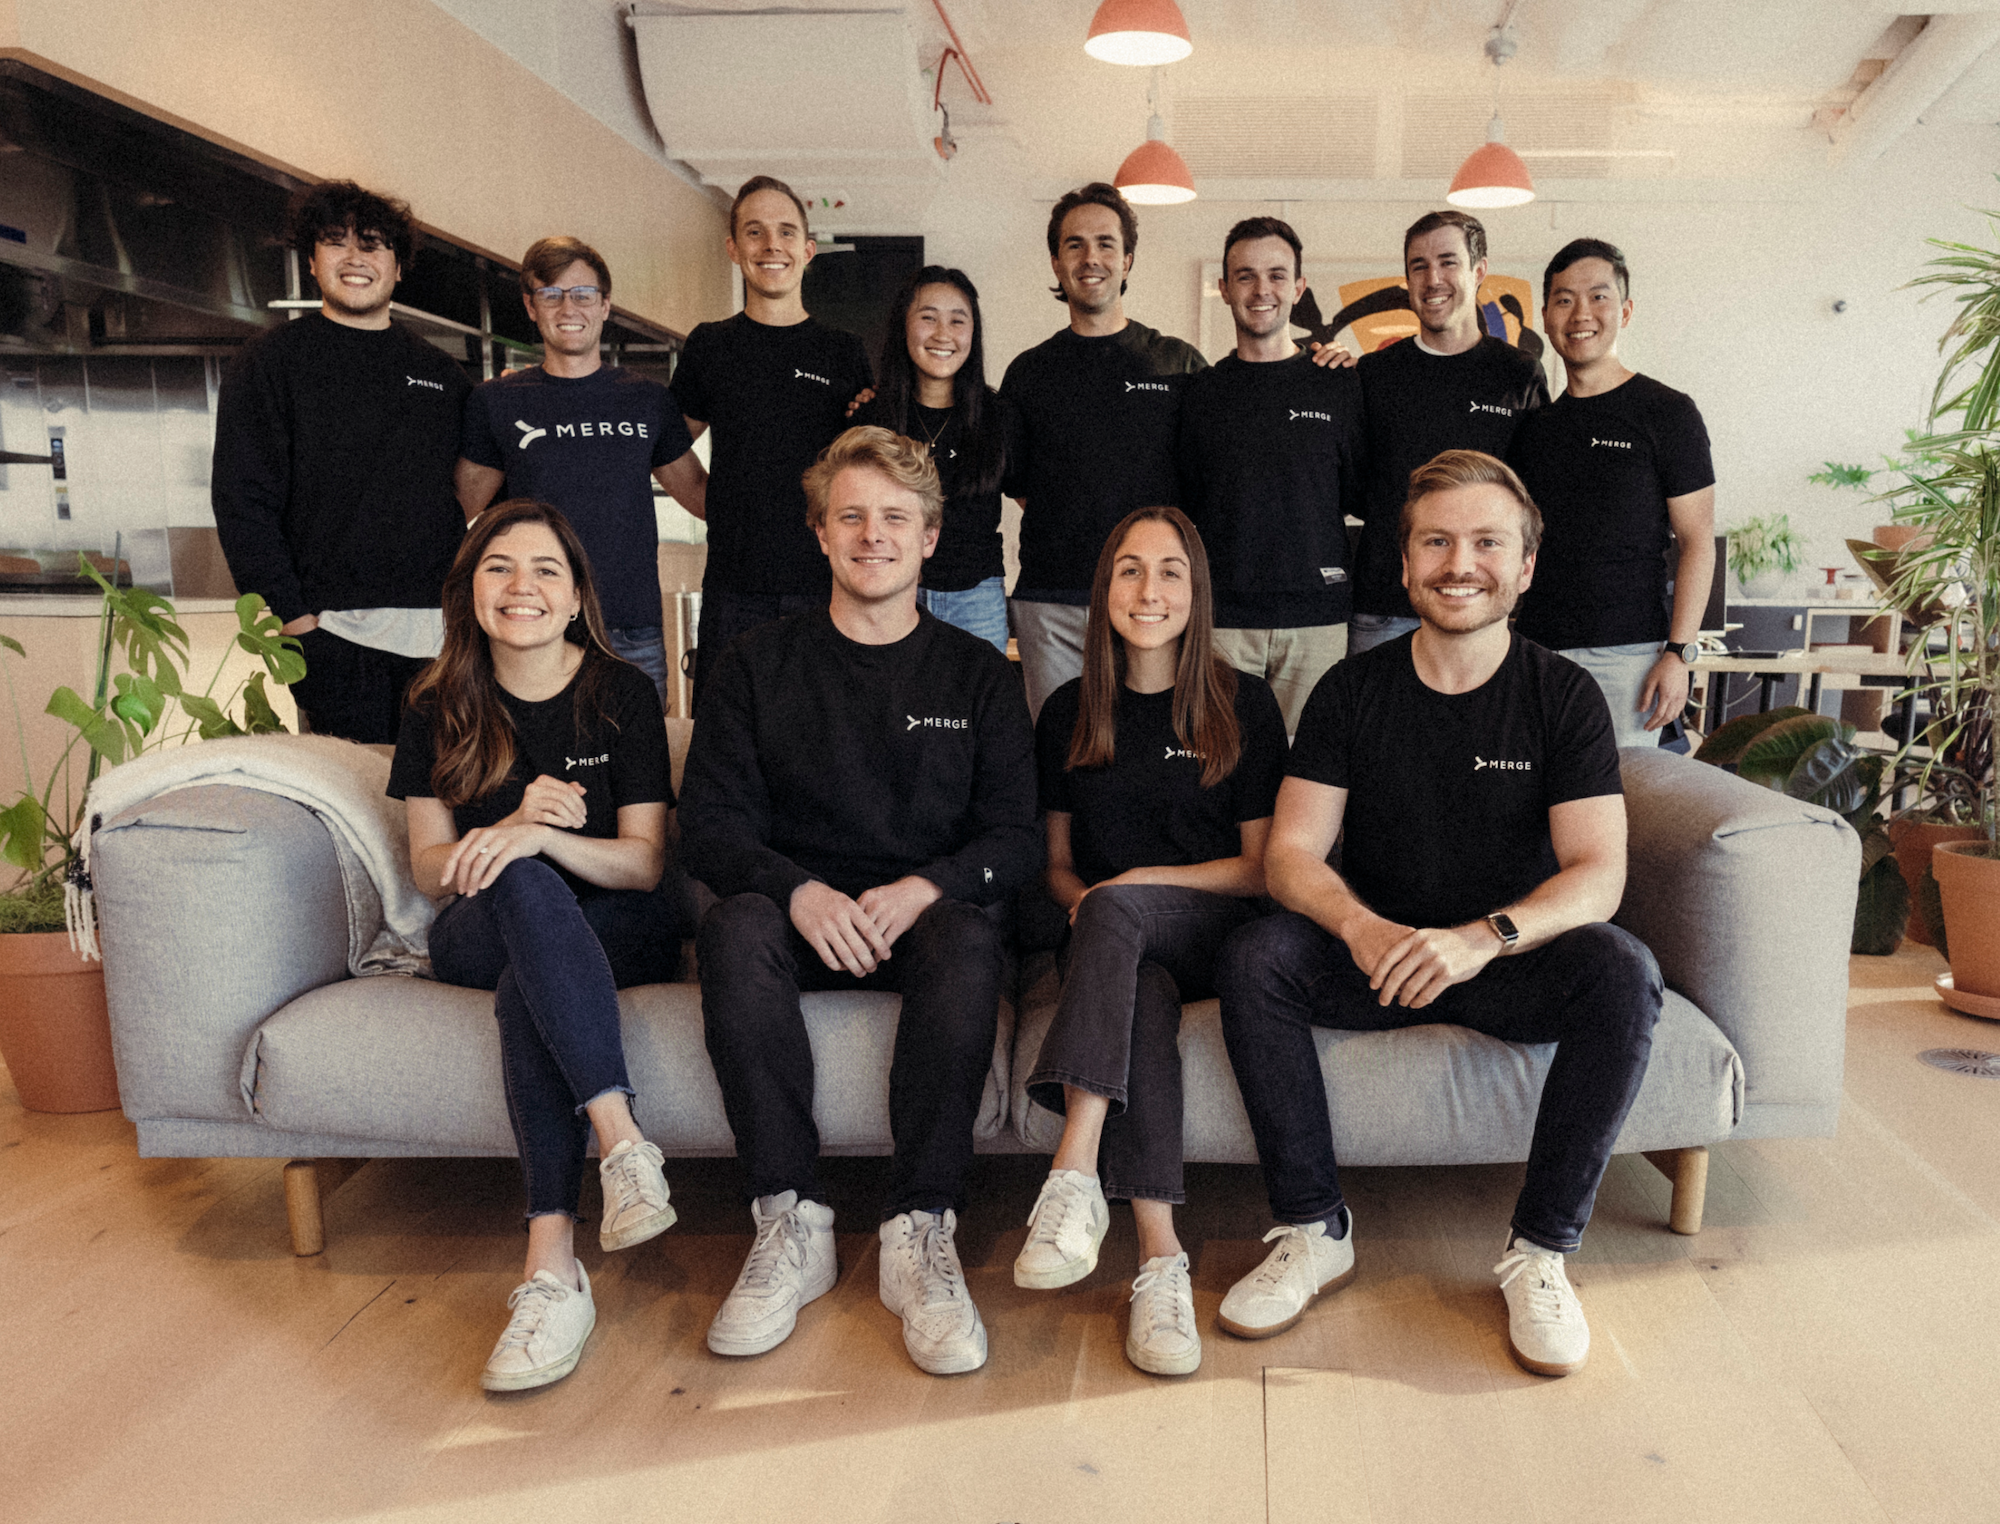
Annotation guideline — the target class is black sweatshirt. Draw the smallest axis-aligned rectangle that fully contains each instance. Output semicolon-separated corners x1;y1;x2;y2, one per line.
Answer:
1178;351;1366;628
211;313;471;624
1000;321;1207;601
678;607;1041;906
853;393;1009;591
1352;337;1549;619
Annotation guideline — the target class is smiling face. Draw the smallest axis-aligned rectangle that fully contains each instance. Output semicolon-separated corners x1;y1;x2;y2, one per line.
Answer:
727;187;814;303
1107;516;1193;658
1052;202;1132;318
1543;256;1632;371
473;521;581;654
906;282;975;389
1404;225;1487;340
1220;234;1305;342
1401;482;1535;635
526;258;608;362
816;464;937;608
309;226;401;326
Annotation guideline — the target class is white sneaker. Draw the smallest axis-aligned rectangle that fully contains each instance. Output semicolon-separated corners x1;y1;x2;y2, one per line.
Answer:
1126;1252;1201;1376
481;1265;595;1391
1217;1217;1355;1339
879;1209;989;1375
1013;1169;1111;1289
1494;1236;1589;1376
706;1191;838;1357
599;1139;676;1251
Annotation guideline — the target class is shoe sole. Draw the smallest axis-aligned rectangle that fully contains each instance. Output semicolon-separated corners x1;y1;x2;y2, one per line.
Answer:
1216;1261;1357;1340
705;1256;840;1357
1013;1240;1102;1290
904;1324;989;1375
600;1201;677;1253
1126;1335;1202;1376
1507;1339;1586;1378
480;1308;596;1392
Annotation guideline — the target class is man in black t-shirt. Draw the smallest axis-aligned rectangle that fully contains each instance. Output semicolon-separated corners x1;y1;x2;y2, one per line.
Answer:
1180;217;1364;731
213;181;469;742
458;236;708;709
668;175;874;705
1351;210;1548;657
1214;450;1662;1380
679;427;1039;1378
1508;239;1716;747
1001;182;1206;716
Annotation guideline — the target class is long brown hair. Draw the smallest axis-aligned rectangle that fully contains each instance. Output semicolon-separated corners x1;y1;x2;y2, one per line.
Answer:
405;499;623;808
1067;506;1241;788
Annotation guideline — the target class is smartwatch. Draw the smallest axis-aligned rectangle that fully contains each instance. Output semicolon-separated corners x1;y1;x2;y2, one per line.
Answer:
1485;912;1520;951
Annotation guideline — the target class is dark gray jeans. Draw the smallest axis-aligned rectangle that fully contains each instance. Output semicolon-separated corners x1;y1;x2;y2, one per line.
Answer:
1026;885;1262;1204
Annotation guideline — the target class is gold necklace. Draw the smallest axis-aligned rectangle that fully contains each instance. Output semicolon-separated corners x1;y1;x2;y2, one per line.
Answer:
914;405;952;452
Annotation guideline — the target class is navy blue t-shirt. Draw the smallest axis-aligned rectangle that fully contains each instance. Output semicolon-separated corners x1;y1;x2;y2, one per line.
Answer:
460;365;694;629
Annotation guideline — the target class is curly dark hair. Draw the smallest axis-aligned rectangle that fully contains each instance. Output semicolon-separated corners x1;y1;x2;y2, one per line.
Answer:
287;180;415;271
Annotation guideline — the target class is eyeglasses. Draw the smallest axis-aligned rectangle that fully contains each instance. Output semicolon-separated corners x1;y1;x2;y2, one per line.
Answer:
531;285;605;309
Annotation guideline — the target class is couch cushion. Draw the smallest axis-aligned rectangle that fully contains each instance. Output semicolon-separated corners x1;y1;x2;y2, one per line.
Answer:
1012;952;1740;1166
244;975;1014;1153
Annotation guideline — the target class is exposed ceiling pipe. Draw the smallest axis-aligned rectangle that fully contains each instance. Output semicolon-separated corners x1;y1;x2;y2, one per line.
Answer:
930;0;991;104
1829;11;2000;164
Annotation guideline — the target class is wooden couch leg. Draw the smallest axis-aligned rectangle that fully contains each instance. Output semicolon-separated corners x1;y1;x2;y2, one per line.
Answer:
284;1159;366;1256
1643;1146;1709;1235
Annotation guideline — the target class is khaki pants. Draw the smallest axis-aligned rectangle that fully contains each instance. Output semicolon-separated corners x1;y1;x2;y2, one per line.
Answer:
1212;624;1349;734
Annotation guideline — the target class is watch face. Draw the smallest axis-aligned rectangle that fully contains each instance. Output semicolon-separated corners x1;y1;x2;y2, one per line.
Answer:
1488;913;1519;946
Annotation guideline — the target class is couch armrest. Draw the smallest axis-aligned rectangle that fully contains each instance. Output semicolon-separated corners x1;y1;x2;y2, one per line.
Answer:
1615;748;1858;1136
94;784;351;1125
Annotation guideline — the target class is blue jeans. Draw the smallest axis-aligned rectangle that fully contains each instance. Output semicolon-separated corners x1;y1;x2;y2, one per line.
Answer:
1346;613;1420;656
918;576;1009;654
1026;885;1262;1203
429;858;684;1220
694;590;826;711
1216;913;1662;1252
608;624;669;713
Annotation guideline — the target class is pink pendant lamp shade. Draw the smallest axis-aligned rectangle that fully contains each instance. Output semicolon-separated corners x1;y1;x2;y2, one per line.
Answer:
1115;113;1196;204
1085;0;1193;66
1447;113;1535;209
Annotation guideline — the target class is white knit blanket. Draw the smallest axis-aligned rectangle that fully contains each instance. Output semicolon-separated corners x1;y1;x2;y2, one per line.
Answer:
71;732;434;976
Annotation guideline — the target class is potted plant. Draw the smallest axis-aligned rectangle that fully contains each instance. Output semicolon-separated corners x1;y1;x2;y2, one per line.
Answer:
1693;706;1905;955
0;557;303;1110
1725;512;1805;599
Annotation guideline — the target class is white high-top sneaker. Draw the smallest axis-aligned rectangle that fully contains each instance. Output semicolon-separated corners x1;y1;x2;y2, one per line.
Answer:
706;1191;838;1357
879;1209;988;1375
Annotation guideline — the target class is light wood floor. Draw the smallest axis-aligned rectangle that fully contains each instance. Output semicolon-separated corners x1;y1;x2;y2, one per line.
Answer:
5;941;1999;1524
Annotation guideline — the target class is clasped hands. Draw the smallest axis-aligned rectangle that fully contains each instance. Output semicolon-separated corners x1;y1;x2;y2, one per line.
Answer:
1345;913;1501;1010
439;775;586;897
790;875;942;977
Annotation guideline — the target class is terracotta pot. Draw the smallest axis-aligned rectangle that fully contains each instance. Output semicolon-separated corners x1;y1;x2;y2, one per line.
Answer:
1892;820;1987;945
1935;840;2000;998
0;931;122;1113
1872;524;1928;553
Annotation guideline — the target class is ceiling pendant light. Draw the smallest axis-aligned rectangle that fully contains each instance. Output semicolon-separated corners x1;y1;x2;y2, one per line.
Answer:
1085;0;1192;67
1114;71;1196;204
1447;23;1535;210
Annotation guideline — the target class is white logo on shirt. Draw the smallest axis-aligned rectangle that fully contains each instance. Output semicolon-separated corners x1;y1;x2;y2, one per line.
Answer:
565;752;609;770
1469;400;1514;417
796;368;832;386
552;421;651;440
907;714;969;731
1125;381;1171;394
1592;436;1633;449
1290;409;1333;423
1164;744;1201;762
515;420;547;450
1320;567;1347;584
407;375;445;392
1473;755;1533;772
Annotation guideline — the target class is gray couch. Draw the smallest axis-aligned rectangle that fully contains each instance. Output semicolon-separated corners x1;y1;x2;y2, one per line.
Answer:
90;737;1857;1254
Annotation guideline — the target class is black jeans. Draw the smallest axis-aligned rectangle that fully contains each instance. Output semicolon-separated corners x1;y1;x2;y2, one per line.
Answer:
429;859;683;1220
1026;885;1261;1204
290;626;430;744
1216;913;1663;1253
697;891;1005;1220
693;590;825;712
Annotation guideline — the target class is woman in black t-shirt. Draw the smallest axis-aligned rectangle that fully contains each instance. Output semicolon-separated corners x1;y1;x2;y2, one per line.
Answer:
387;499;685;1393
858;264;1010;651
1016;506;1287;1376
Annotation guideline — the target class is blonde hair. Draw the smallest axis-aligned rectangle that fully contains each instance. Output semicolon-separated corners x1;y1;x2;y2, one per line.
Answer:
802;426;944;531
1401;449;1543;556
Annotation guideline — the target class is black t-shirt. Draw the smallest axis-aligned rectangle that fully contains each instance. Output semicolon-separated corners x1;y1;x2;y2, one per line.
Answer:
387;660;672;898
1352;337;1550;619
1507;374;1715;650
853;394;1008;591
668;313;874;595
1178;352;1366;628
1287;633;1620;929
1000;321;1208;601
1037;672;1288;887
459;365;695;629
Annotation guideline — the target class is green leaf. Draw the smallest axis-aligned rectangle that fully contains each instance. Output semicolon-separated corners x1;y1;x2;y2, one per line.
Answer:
1784;734;1870;815
45;685;127;765
0;632;23;658
1851;852;1911;955
1737;714;1840;788
174;692;242;740
240;673;286;734
1917;864;1950;961
1858;825;1896;877
0;796;48;870
109;672;166;736
1694;706;1811;765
